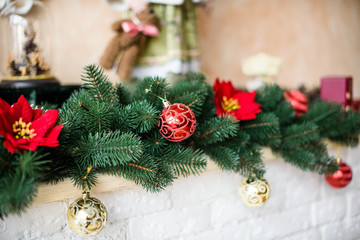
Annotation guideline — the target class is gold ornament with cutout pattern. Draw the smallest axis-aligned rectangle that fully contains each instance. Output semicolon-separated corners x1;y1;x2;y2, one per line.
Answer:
238;177;270;207
67;191;107;236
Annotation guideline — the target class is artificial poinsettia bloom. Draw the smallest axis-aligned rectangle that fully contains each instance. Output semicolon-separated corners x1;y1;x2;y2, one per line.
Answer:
213;78;261;120
0;95;63;153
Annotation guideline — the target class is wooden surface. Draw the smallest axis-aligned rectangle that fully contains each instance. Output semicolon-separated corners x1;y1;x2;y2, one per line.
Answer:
34;148;277;205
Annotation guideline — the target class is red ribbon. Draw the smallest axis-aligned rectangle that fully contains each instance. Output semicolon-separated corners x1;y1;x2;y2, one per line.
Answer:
121;21;159;37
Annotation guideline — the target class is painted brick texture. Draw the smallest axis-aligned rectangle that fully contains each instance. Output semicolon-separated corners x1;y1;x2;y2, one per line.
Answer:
1;146;359;240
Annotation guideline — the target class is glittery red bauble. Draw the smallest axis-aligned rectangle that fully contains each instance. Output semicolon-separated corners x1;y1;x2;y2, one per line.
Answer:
325;160;352;188
158;103;196;142
284;90;308;116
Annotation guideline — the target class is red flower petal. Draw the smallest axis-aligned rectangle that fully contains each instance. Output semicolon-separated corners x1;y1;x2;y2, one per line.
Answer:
213;79;262;121
33;109;43;121
213;78;220;92
221;81;236;99
31;110;59;138
0;99;13;136
19;142;39;151
0;97;11;111
235;90;256;103
0;111;11;137
44;124;63;141
38;138;59;148
10;95;34;123
1;96;62;153
3;140;17;153
216;107;225;117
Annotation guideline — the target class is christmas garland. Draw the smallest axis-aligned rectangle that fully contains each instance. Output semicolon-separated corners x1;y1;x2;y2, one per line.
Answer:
1;64;359;235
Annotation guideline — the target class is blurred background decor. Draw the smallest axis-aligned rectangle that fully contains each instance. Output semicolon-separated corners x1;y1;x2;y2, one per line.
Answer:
0;0;58;87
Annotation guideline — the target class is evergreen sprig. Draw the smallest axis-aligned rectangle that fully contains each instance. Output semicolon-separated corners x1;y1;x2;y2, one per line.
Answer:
74;131;143;168
162;145;207;177
116;100;159;133
0;149;49;218
169;75;209;116
193;115;239;146
81;64;118;106
240;112;281;147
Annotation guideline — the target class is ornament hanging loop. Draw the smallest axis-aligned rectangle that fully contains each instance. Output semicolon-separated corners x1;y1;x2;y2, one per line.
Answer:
336;143;341;164
248;172;257;182
82;166;93;180
145;86;169;107
81;166;93;192
82;191;91;200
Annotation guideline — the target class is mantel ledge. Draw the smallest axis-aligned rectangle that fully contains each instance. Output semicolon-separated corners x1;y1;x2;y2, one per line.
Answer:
35;143;339;205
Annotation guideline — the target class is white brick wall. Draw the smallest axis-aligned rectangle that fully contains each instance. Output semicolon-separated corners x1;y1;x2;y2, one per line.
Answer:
1;146;359;240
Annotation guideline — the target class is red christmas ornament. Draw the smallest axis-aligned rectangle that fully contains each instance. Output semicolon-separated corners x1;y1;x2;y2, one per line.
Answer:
158;103;196;142
284;90;308;116
325;160;352;188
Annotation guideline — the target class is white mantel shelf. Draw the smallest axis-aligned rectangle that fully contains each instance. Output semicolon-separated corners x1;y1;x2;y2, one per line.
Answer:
32;148;280;205
34;160;220;205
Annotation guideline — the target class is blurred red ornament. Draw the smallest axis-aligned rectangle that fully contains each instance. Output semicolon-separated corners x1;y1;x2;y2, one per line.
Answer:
325;160;352;188
158;103;196;142
284;90;308;116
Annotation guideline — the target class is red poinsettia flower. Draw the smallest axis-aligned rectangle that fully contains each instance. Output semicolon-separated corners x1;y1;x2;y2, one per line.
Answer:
0;95;63;153
213;78;261;120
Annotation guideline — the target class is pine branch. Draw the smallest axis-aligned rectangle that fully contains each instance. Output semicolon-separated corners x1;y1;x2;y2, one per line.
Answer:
145;162;174;192
181;72;207;82
143;131;169;156
169;77;209;116
193;115;238;146
0;151;49;216
81;101;114;134
59;89;93;130
0;141;15;177
60;88;114;134
281;122;319;148
161;145;207;177
81;64;118;106
198;84;217;120
273;103;295;125
69;163;98;191
99;154;173;192
301;100;343;136
73;131;143;168
135;77;168;109
240;112;281;147
115;82;132;105
115;100;159;134
276;142;337;174
205;145;240;170
327;111;360;146
255;84;294;124
0;172;38;216
235;144;266;178
256;84;284;111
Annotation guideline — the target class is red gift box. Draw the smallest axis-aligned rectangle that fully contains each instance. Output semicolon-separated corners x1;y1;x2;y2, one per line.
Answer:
320;76;352;110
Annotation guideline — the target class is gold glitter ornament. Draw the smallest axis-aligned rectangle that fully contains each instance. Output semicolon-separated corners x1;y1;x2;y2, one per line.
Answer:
67;192;107;236
238;177;270;207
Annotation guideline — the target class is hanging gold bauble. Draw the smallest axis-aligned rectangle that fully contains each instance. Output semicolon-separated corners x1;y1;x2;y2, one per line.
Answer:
238;177;270;207
67;191;107;236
